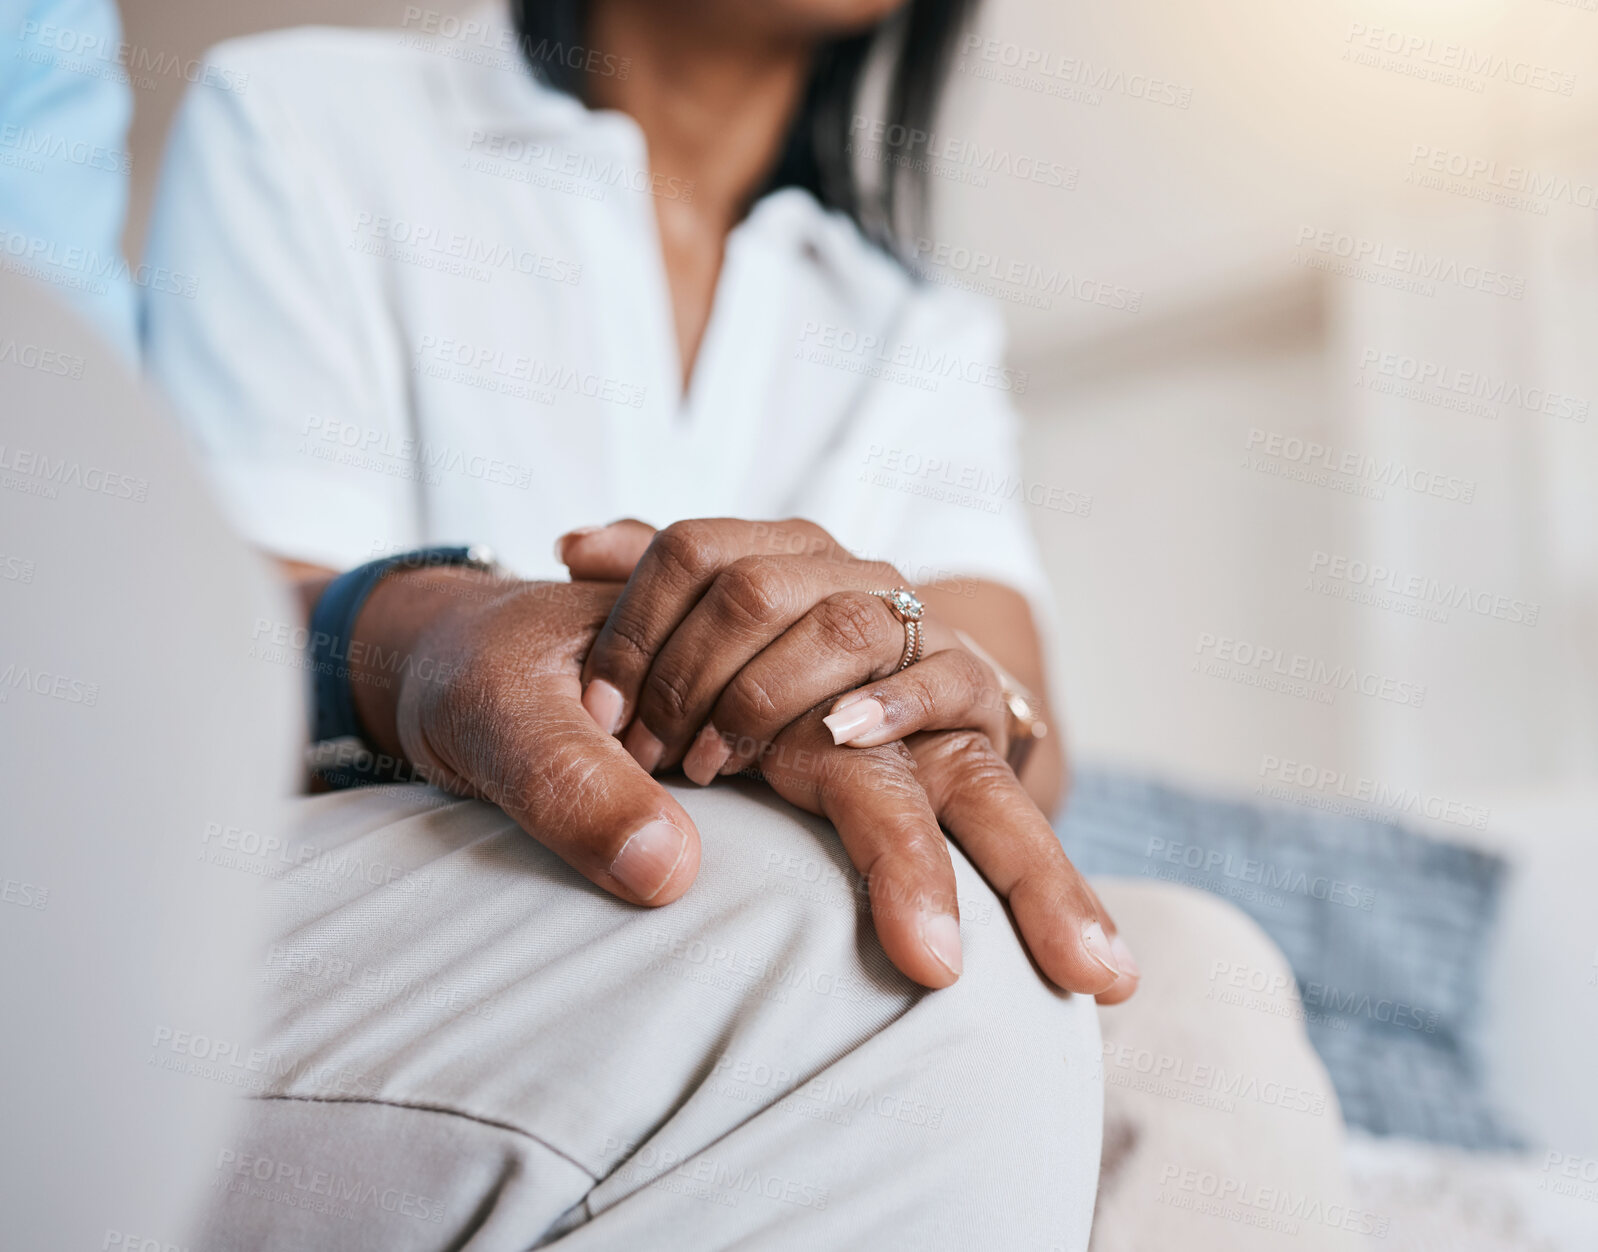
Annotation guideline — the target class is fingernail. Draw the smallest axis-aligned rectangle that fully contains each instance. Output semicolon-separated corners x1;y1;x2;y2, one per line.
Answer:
553;525;601;564
1082;922;1120;978
682;724;732;786
582;679;626;736
610;819;687;901
1111;934;1140;979
624;721;664;772
921;913;963;979
822;697;885;745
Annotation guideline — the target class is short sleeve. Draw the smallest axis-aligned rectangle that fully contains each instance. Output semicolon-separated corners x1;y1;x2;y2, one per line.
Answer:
0;0;136;359
141;51;416;570
789;287;1055;621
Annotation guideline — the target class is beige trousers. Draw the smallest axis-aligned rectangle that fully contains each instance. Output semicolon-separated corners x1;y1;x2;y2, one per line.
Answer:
197;781;1104;1251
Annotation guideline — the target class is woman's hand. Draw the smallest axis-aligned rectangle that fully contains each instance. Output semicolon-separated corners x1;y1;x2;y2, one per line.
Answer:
558;518;1021;784
754;711;1137;1003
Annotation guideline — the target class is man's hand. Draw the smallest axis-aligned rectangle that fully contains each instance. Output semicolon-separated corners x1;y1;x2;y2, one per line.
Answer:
348;568;701;906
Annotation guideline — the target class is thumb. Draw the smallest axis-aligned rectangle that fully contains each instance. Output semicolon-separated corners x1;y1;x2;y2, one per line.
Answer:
413;671;700;905
556;519;657;581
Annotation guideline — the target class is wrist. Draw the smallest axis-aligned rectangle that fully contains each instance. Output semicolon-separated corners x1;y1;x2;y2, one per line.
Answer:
348;563;503;759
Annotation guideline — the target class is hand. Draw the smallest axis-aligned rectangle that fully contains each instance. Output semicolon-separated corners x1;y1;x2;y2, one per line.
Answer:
348;569;701;907
754;712;1138;1002
558;518;1014;782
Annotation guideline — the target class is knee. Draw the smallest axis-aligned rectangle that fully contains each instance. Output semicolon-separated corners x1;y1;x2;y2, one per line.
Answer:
1094;878;1295;998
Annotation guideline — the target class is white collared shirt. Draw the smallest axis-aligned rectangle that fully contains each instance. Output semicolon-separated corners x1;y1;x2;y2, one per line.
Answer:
142;7;1049;607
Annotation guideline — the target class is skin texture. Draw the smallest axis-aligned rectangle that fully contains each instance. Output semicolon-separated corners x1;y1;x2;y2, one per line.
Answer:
560;517;1065;812
279;554;1136;1001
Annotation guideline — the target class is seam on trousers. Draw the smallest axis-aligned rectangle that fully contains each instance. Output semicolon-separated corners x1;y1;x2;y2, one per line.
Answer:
251;1092;601;1181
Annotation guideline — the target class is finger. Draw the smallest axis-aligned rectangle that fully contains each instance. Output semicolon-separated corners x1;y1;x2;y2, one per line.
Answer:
633;555;861;773
758;715;964;990
420;670;701;907
819;646;1009;755
578;518;837;741
909;730;1138;1001
682;589;908;782
556;519;657;582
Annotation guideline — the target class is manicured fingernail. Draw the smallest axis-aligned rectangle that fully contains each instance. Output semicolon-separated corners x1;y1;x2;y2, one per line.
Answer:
822;698;885;745
1082;922;1120;977
624;721;664;772
1111;934;1140;979
921;913;963;979
682;724;731;786
610;819;687;901
553;525;601;564
582;679;626;736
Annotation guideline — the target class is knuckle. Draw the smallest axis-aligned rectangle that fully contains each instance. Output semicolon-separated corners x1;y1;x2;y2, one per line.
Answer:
642;661;696;724
595;610;655;672
720;669;781;729
922;728;1006;784
715;557;789;626
814;592;889;656
651;521;721;584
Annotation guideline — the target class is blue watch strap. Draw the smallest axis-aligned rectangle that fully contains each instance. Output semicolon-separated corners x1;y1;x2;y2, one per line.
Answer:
309;545;490;746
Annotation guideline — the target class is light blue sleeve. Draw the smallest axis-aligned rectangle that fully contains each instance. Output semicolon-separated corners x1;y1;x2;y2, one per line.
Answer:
0;0;135;360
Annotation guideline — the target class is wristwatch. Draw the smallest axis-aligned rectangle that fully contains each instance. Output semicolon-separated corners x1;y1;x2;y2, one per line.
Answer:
309;544;496;748
953;629;1050;775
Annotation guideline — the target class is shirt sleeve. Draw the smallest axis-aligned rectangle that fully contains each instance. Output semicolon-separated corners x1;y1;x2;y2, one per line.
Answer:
0;0;136;360
789;285;1057;623
140;46;417;571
